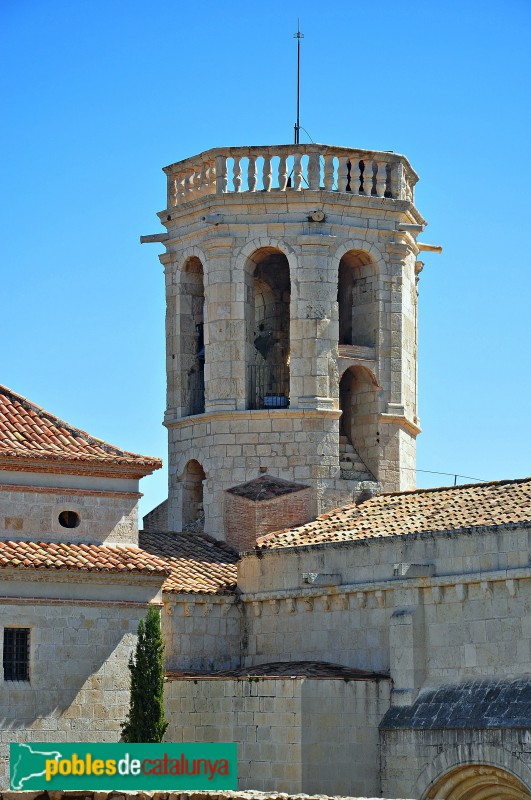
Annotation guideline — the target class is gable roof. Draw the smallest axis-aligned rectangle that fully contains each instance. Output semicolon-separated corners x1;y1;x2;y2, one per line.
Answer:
0;539;170;577
139;530;238;594
255;477;531;550
0;385;162;477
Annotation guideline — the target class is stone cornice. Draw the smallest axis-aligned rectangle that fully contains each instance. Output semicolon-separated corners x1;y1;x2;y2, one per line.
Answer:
0;483;141;499
378;413;422;436
0;457;155;480
0;568;164;587
239;566;531;607
0;595;161;608
164;408;343;429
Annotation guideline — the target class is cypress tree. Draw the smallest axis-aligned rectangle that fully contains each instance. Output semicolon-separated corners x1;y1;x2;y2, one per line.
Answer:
121;605;169;743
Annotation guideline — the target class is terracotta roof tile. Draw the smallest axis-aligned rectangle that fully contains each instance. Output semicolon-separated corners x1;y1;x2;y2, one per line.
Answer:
139;530;238;594
0;540;171;576
0;385;161;474
256;477;531;550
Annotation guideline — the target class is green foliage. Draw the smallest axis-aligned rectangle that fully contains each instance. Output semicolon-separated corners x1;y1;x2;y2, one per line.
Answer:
121;606;168;743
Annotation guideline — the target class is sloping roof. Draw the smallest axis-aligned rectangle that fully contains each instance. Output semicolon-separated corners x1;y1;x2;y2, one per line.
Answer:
0;384;161;475
256;477;531;550
380;679;531;730
139;530;238;594
227;475;309;502
0;540;170;577
166;660;389;681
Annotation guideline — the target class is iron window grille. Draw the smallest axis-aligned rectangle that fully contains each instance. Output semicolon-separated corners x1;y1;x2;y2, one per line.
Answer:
3;628;30;682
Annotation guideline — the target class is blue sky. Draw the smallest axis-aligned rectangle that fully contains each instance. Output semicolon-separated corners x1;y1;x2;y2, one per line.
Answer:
1;0;530;518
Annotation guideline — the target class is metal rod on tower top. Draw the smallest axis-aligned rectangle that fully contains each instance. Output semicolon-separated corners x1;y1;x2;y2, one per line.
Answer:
294;20;304;145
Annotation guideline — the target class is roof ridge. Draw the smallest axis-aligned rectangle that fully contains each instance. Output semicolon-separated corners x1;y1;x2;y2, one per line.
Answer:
379;475;531;497
0;383;162;469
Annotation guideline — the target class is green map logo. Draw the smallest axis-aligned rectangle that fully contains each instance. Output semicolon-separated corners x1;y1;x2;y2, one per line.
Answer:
10;743;237;790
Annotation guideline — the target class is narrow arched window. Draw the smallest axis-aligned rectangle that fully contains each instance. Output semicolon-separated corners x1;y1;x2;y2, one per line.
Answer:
245;248;290;410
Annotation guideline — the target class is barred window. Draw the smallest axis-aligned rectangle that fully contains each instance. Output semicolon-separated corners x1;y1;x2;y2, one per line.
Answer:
3;628;30;682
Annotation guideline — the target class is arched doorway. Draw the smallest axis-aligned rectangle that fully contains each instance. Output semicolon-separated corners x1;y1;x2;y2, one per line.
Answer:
181;460;205;532
180;256;205;416
245;247;290;409
337;250;377;347
424;764;531;799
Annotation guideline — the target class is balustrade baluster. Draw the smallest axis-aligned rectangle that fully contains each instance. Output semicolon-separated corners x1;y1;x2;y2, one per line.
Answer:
363;160;374;196
263;156;272;191
248;156;257;192
202;161;211;196
233;156;242;192
184;169;194;201
308;152;320;189
177;172;186;205
208;160;217;195
323;155;334;190
375;161;387;197
168;175;177;207
293;153;303;190
215;155;228;194
278;156;288;191
337;157;349;192
192;167;199;198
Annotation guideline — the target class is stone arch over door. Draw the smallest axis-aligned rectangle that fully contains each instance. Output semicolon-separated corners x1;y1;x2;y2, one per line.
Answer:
416;743;531;800
180;255;205;416
423;764;531;799
243;246;291;409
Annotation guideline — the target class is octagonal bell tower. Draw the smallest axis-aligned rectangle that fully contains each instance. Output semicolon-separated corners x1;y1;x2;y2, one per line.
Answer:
145;145;428;546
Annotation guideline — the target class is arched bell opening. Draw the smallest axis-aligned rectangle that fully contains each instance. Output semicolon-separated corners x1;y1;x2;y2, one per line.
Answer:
180;256;205;416
181;459;206;532
338;365;378;480
245;247;291;409
337;250;377;348
423;764;531;800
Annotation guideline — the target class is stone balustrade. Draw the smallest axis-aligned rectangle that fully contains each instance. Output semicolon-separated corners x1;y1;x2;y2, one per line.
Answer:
163;145;418;208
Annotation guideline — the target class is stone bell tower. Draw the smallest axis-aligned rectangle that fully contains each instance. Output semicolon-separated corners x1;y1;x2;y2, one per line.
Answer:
144;144;428;547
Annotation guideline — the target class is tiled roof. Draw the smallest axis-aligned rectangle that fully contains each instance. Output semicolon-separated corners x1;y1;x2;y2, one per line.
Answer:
139;530;238;594
227;475;309;502
166;660;388;681
0;384;162;474
256;477;531;550
0;540;170;577
381;679;531;730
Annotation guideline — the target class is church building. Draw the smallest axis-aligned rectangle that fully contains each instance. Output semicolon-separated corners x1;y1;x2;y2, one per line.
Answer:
1;141;531;800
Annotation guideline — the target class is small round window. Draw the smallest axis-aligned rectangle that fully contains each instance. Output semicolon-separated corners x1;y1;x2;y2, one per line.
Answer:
58;510;80;529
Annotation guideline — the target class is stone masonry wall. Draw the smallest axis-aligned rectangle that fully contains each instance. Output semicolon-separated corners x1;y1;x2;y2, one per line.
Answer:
162;594;241;672
381;727;531;799
164;677;389;796
0;597;148;790
0;484;140;545
163;187;422;538
238;526;531;687
168;410;362;536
